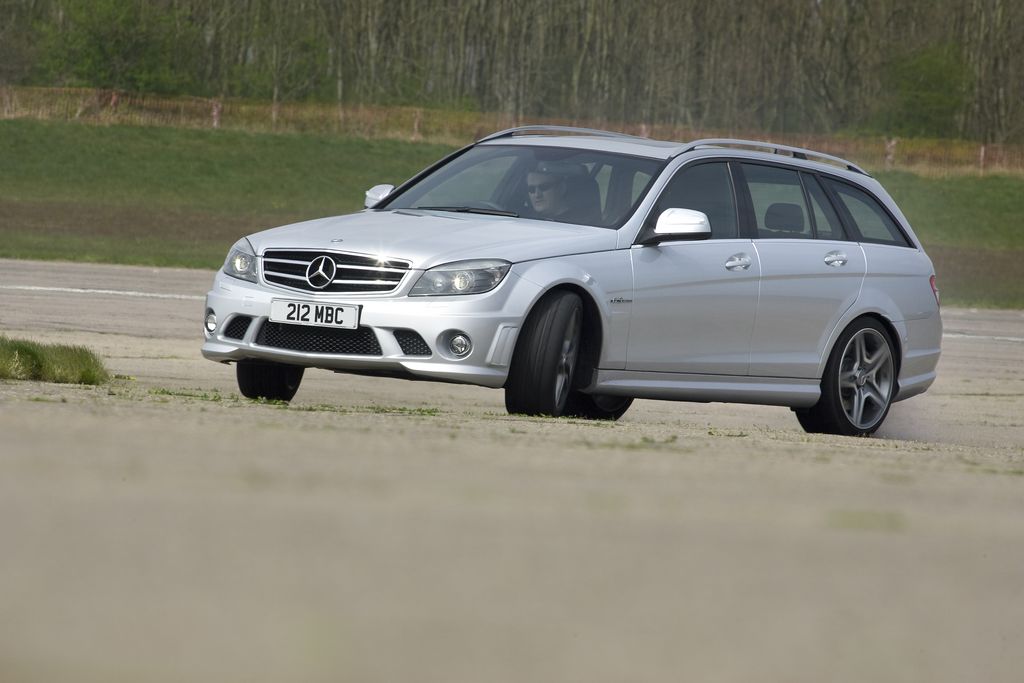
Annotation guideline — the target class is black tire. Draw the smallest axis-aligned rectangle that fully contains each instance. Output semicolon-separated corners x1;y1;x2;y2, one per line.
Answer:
236;359;305;402
564;393;633;421
505;291;583;416
797;318;896;437
793;406;828;433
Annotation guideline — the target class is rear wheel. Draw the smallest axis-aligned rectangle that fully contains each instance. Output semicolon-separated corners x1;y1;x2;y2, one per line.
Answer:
797;318;896;437
236;359;304;402
505;291;583;416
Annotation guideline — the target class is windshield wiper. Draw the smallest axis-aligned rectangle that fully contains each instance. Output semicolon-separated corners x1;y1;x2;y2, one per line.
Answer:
412;205;519;218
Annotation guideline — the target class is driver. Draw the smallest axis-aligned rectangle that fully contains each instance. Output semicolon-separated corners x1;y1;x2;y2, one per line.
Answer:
526;163;573;220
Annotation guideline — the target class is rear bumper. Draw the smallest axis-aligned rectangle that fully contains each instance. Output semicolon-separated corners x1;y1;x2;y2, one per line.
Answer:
894;311;942;402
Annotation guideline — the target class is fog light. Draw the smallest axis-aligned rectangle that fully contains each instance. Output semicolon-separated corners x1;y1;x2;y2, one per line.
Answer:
205;311;217;333
449;333;472;357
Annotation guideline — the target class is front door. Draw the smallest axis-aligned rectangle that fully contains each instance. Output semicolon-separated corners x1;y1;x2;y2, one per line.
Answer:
628;240;759;374
626;161;759;375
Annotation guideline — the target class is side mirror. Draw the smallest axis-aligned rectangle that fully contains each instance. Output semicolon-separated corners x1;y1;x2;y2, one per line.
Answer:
364;183;395;209
640;208;712;245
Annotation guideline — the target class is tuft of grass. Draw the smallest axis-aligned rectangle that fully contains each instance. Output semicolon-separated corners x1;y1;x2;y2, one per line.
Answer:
149;387;227;402
361;405;440;416
707;427;749;438
0;336;110;385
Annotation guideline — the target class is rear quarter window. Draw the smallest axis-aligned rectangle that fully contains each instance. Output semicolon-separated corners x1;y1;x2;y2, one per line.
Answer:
824;179;912;247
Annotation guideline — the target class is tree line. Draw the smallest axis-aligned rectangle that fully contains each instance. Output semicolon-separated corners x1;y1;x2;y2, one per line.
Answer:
1;0;1020;142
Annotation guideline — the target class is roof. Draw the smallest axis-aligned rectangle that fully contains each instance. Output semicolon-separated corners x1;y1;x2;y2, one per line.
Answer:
477;126;869;175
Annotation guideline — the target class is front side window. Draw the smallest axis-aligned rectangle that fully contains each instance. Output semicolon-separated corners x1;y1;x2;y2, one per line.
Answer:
824;179;911;247
411;153;520;208
648;162;738;239
382;144;663;229
742;163;812;239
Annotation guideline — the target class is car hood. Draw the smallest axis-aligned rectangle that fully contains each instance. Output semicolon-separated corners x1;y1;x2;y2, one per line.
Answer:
246;209;618;269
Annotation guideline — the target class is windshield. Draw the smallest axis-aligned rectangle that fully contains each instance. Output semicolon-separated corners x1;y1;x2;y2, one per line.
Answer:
381;144;664;229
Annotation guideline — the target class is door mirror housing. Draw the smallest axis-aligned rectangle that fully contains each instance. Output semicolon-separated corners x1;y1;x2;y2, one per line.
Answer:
640;208;712;245
364;184;395;209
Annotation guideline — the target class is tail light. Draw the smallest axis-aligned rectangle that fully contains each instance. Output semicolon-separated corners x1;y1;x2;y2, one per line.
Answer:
930;274;940;307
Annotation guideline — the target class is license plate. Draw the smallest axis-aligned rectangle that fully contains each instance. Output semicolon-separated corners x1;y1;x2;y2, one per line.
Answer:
269;300;360;329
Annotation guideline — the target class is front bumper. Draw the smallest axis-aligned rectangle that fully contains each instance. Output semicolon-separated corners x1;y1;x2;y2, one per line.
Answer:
201;270;539;388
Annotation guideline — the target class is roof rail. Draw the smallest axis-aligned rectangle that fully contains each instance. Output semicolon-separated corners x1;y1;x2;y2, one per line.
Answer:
478;125;646;143
679;138;869;176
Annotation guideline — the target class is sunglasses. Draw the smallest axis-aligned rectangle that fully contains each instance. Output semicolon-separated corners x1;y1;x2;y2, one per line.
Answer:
527;180;560;195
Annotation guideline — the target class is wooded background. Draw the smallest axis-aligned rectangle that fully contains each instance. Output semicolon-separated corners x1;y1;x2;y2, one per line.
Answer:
1;0;1021;143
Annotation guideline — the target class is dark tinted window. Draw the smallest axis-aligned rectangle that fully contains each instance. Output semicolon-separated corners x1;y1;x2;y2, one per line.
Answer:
823;179;911;247
801;173;846;240
651;162;738;239
742;164;812;239
385;145;663;229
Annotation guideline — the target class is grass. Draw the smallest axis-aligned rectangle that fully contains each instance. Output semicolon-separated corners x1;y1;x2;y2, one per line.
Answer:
1;118;1022;306
0;119;454;268
0;336;110;385
144;387;442;415
875;171;1024;251
872;171;1024;307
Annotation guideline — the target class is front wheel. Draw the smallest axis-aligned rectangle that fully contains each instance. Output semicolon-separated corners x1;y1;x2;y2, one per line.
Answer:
564;393;633;421
236;359;304;402
797;318;896;437
505;291;583;416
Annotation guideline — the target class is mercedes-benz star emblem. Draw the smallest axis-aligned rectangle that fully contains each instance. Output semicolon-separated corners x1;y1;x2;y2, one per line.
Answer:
305;255;337;289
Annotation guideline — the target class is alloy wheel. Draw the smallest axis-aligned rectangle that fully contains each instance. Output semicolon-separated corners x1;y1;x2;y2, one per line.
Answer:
553;307;581;409
838;328;894;430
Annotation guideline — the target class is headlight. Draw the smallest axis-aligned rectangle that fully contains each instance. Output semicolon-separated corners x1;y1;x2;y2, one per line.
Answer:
223;239;257;283
410;259;511;296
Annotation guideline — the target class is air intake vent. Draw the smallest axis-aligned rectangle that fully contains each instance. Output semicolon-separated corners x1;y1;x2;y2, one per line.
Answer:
222;316;253;340
394;329;431;356
255;322;382;355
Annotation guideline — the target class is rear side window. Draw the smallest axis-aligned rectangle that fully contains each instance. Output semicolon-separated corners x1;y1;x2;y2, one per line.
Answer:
801;173;846;241
742;164;812;239
651;162;738;239
824;179;911;247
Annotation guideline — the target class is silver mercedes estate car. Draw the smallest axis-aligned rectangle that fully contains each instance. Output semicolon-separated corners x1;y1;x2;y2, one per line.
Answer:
202;126;941;436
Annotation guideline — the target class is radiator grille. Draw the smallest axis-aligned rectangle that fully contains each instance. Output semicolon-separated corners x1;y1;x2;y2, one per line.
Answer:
262;250;410;294
255;321;382;355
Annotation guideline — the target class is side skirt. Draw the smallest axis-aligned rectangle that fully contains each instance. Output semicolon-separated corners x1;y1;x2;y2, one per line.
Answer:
587;370;821;408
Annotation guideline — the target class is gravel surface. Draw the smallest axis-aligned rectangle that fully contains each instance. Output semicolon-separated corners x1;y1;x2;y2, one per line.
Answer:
1;258;1023;683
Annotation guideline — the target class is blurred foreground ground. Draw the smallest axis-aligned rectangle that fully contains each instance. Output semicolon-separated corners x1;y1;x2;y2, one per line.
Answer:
1;259;1022;682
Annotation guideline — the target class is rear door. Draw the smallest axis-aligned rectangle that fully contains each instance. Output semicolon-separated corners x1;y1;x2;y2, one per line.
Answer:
739;164;866;378
821;177;935;318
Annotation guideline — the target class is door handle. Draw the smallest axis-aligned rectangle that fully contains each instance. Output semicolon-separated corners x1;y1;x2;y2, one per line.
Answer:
824;252;848;267
725;254;752;271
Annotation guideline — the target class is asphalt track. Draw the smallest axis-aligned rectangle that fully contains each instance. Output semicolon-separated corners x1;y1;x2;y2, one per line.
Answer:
1;258;1023;682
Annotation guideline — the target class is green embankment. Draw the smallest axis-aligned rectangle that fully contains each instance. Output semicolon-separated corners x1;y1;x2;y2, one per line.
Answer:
1;119;1021;306
0;119;453;267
